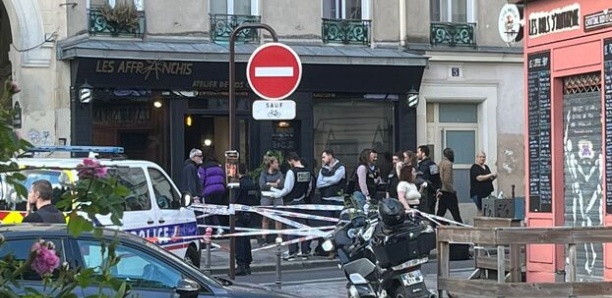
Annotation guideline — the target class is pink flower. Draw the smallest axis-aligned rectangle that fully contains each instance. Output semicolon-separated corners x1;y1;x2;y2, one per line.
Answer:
77;158;108;179
30;240;60;277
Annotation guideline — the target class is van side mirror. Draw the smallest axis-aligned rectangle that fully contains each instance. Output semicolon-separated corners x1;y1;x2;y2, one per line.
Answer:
181;192;193;207
175;278;200;298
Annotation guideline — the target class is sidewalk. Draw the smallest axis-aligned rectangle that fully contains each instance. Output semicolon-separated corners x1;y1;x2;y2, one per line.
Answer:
198;239;475;275
200;238;337;275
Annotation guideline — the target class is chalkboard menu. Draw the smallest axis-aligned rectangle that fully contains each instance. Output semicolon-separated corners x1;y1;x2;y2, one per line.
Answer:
527;51;552;213
271;121;300;154
604;39;612;214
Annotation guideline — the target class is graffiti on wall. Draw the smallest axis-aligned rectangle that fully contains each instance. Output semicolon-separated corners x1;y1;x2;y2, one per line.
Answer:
28;129;51;146
563;92;603;278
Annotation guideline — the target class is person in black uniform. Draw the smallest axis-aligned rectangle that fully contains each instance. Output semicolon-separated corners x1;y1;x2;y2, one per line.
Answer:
23;180;66;223
415;145;441;215
270;152;313;261
234;164;258;276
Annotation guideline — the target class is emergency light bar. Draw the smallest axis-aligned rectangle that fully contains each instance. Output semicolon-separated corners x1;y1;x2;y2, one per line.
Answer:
26;146;125;154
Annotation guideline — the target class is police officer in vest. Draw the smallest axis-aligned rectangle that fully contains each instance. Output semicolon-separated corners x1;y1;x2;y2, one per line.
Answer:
23;180;66;223
317;149;346;210
270;152;313;261
416;145;442;215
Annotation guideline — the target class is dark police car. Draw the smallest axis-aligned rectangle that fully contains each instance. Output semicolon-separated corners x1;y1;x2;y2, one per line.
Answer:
0;224;298;297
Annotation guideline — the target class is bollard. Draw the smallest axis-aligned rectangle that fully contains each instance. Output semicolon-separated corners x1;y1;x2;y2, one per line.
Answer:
204;227;213;275
275;236;283;289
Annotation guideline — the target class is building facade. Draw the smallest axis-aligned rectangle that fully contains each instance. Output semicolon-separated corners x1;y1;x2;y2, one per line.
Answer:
4;0;526;220
407;0;525;207
0;0;69;148
513;0;612;283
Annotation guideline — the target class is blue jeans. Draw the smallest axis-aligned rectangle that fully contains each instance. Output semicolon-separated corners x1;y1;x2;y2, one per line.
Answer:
286;198;312;255
352;191;367;210
471;195;483;211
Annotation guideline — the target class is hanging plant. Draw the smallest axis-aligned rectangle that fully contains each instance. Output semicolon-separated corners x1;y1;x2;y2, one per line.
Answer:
100;1;139;33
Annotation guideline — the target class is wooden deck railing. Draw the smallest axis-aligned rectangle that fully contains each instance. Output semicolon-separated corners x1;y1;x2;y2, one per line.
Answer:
436;224;612;297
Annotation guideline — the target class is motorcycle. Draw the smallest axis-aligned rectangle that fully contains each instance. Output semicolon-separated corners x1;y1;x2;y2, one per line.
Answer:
323;199;437;298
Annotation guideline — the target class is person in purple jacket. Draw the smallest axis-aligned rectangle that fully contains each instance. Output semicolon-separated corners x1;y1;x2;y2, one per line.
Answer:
198;150;227;235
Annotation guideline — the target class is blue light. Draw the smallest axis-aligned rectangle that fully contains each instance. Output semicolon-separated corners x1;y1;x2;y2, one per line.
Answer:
26;146;125;154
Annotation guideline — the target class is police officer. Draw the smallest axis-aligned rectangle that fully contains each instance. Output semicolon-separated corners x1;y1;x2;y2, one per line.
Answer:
234;163;258;276
270;152;313;261
416;145;441;215
23;180;66;223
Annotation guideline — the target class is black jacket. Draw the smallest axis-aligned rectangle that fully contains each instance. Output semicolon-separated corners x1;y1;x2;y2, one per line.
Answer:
180;159;202;196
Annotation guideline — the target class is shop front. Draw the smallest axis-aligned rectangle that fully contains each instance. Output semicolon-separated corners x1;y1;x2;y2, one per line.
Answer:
516;0;612;282
61;40;427;181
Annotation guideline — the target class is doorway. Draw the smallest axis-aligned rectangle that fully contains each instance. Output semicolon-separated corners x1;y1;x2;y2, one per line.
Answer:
562;73;602;281
184;115;249;165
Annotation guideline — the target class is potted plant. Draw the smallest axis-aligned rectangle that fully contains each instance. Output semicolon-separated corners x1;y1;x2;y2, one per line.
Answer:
100;0;139;36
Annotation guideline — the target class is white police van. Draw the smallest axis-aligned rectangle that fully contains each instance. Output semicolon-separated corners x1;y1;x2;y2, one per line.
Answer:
0;146;202;267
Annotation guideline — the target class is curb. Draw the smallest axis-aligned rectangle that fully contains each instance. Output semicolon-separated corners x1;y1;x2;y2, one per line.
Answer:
206;259;338;276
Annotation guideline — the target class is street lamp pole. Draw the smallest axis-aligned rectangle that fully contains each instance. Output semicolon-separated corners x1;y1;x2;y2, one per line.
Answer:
228;24;279;280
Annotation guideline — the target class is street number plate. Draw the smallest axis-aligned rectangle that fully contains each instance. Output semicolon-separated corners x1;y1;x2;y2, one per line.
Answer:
400;269;423;286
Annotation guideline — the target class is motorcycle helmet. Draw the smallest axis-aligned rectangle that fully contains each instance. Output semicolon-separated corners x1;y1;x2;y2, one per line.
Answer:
379;198;406;227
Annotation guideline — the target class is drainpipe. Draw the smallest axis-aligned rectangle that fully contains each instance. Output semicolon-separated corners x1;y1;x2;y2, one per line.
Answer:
399;0;406;47
369;0;375;49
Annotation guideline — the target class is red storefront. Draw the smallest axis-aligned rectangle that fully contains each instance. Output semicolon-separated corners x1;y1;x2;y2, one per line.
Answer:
516;0;612;282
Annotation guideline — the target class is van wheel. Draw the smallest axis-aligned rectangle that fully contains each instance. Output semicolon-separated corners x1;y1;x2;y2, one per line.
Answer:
185;245;201;269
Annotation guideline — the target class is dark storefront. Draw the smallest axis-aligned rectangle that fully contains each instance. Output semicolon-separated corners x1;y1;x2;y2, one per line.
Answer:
61;39;426;181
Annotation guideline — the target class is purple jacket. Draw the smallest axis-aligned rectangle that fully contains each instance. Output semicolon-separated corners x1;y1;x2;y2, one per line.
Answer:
198;161;226;197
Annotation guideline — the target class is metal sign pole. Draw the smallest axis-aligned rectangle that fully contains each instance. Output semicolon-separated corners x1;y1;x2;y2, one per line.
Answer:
228;24;278;280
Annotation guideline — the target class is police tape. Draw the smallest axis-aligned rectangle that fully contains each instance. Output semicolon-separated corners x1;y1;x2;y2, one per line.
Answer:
217;226;335;238
411;209;473;228
252;234;322;252
188;203;345;213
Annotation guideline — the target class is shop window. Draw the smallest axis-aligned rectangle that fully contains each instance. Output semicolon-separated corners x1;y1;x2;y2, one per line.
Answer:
430;0;475;22
323;0;370;19
210;0;257;15
88;0;144;11
314;98;394;174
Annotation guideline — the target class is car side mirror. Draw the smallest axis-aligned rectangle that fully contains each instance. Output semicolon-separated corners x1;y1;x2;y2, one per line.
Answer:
181;192;193;207
175;278;200;298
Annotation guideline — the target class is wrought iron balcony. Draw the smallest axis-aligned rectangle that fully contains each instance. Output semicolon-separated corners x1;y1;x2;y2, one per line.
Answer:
88;7;146;38
430;22;477;47
321;18;371;46
209;14;261;43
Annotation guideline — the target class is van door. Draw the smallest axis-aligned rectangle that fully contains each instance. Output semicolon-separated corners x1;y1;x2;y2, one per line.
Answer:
109;167;157;238
147;166;197;258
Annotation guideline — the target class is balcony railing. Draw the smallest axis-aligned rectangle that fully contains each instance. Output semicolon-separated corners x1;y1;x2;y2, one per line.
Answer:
209;14;261;43
321;18;371;46
88;7;146;38
430;22;477;47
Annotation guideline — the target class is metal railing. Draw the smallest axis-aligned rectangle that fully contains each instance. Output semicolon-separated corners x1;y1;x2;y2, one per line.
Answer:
430;22;477;47
209;14;261;43
321;18;371;46
88;7;146;38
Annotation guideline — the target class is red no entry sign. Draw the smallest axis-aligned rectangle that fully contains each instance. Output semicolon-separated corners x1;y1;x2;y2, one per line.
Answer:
247;43;302;100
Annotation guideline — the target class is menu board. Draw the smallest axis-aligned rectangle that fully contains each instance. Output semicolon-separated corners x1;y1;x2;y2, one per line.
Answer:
271;121;300;153
604;39;612;214
527;51;552;213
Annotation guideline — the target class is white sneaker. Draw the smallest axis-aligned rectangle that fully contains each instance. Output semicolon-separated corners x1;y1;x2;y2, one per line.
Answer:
216;228;224;236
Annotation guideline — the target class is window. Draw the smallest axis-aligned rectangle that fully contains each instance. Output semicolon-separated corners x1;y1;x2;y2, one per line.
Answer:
108;167;151;211
210;0;258;15
430;0;474;22
148;168;180;210
88;0;144;11
0;238;63;280
314;97;394;175
77;240;182;290
323;0;370;19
